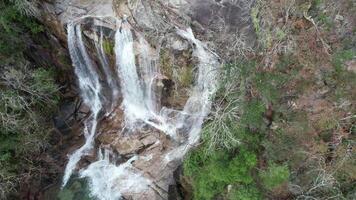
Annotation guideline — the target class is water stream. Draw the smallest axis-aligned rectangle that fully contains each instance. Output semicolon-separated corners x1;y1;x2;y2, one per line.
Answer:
63;22;102;187
63;18;219;199
114;24;151;127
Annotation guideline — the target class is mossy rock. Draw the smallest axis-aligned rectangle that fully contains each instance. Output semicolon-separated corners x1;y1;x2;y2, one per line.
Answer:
102;39;114;55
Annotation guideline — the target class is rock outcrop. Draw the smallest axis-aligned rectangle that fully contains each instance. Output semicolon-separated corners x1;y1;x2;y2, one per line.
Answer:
35;0;257;199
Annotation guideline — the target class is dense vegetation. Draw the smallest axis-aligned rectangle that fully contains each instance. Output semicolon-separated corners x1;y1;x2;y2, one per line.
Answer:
0;0;59;198
183;0;355;199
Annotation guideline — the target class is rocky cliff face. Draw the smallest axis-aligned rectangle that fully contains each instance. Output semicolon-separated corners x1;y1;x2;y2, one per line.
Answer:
38;0;256;57
34;0;256;199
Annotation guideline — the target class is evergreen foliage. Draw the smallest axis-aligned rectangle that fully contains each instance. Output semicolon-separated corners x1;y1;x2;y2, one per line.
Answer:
0;0;58;198
259;164;290;190
183;60;267;200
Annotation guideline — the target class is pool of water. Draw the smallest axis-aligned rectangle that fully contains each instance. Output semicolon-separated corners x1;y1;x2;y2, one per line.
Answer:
43;176;95;200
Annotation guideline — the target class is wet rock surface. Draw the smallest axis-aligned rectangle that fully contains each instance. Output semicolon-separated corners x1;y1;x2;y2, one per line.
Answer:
35;0;256;199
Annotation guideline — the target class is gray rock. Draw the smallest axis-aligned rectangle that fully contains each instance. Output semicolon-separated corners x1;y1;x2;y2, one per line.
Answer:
335;14;344;21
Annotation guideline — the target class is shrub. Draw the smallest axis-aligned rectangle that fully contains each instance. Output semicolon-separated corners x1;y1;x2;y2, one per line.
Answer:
184;147;257;200
203;61;259;151
184;60;267;199
0;1;59;196
259;164;290;190
332;49;355;74
0;1;43;57
228;184;262;200
240;100;265;129
325;49;356;102
31;68;60;105
0;65;59;198
8;0;39;17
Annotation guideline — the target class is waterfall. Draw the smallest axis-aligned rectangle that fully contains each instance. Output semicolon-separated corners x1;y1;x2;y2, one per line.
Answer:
62;22;102;187
63;17;219;199
165;28;219;161
79;149;152;200
114;25;151;127
138;37;160;114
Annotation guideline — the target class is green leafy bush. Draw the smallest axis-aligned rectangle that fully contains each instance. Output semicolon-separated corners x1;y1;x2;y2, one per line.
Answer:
325;49;356;101
332;49;355;74
184;147;257;200
240;100;265;129
31;68;60;105
259;164;290;190
0;65;59;198
0;0;43;56
228;184;262;200
0;1;58;198
184;60;267;199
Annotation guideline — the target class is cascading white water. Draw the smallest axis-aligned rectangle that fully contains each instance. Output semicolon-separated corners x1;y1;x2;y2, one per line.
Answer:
114;25;151;127
114;24;177;137
62;22;102;187
165;28;219;161
138;37;160;114
80;149;152;200
63;18;219;200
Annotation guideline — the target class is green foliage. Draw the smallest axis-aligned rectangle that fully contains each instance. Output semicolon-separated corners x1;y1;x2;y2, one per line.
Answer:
179;66;193;87
8;0;39;17
159;49;174;78
275;27;286;41
254;55;299;104
240;100;265;129
0;1;57;198
202;61;260;150
332;49;355;74
0;65;59;198
250;0;272;49
317;13;333;30
0;5;24;55
263;112;310;164
309;0;335;31
312;0;324;7
324;49;356;101
102;39;114;55
259;164;290;190
227;184;262;200
0;0;43;57
184;60;268;199
184;147;257;200
254;71;287;104
31;68;60;104
251;6;260;34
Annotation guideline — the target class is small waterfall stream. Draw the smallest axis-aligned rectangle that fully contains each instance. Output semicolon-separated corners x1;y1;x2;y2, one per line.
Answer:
114;24;151;127
165;28;219;161
138;36;160;115
63;23;103;187
63;17;219;199
79;149;152;200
